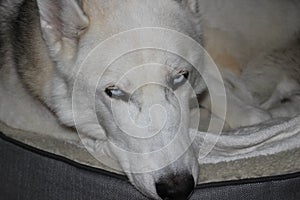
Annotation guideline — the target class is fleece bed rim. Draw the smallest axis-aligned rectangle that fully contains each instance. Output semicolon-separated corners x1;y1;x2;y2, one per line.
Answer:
1;131;300;190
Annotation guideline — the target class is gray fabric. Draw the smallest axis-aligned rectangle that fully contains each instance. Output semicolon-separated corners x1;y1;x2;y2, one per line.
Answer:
1;136;300;200
2;120;300;185
0;136;148;200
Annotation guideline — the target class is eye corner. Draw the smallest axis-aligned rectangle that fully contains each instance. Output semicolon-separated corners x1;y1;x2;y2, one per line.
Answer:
104;88;113;97
181;70;190;79
104;85;115;97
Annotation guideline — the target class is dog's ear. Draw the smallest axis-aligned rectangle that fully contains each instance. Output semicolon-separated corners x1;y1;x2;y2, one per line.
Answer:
36;0;89;60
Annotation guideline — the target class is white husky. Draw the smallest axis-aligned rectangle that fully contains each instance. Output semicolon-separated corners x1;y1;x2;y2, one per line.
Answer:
1;0;300;199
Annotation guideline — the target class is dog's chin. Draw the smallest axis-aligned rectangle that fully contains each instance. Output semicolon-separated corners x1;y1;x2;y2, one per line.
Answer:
126;172;161;200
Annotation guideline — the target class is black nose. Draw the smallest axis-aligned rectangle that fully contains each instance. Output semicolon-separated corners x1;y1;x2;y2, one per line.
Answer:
155;174;195;200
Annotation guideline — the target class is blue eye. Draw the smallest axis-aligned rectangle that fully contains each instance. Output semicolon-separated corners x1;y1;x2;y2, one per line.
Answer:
172;71;189;90
105;86;129;101
110;89;123;96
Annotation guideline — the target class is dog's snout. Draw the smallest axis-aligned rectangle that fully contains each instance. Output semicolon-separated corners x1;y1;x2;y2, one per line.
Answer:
155;174;195;200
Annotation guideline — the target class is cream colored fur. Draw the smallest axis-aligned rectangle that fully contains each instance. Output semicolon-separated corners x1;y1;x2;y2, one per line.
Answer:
1;0;300;199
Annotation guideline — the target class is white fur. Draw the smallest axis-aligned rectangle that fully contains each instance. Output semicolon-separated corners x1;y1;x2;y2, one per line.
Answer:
198;0;300;69
35;1;203;199
196;0;300;128
1;0;300;199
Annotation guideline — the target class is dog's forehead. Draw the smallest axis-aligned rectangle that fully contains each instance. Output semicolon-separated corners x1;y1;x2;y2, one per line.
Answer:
98;49;189;88
79;0;199;91
101;64;170;90
83;0;182;22
81;0;194;41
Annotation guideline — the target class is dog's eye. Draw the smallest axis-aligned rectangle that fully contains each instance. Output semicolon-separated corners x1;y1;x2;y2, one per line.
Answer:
105;85;128;100
172;70;189;90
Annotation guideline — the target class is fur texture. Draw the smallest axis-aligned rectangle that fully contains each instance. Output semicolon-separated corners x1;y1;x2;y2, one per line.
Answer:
1;0;300;199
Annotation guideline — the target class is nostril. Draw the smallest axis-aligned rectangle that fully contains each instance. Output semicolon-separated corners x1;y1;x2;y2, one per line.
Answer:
155;174;195;200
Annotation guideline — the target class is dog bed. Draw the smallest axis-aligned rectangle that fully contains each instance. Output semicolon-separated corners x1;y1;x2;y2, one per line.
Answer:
1;116;300;200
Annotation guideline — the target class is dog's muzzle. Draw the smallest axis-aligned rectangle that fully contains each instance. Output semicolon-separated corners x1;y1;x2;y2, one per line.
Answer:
155;173;195;200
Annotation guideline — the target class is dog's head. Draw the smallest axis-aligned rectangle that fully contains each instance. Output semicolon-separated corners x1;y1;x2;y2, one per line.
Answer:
37;0;205;199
